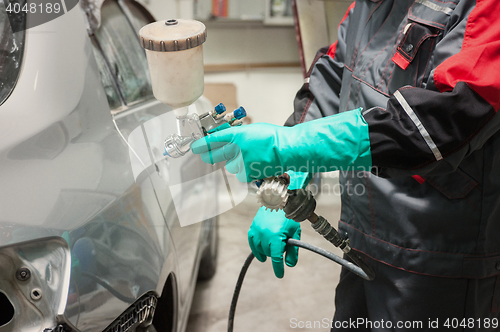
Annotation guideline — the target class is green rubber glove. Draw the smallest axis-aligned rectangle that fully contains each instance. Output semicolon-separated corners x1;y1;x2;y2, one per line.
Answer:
191;108;372;183
248;208;300;278
247;170;309;278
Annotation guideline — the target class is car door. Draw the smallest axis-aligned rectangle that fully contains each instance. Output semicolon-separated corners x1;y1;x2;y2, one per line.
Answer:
90;0;207;311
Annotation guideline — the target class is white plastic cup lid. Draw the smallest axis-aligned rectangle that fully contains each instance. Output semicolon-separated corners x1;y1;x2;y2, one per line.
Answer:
139;19;207;52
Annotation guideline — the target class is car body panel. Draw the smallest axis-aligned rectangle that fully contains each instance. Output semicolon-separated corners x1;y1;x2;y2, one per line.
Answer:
0;2;216;331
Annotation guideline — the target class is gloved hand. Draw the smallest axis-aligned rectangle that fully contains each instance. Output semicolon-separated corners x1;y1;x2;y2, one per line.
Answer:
247;170;309;278
191;108;372;182
248;207;301;278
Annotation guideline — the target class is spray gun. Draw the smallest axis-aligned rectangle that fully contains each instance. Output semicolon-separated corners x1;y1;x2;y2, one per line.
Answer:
139;19;248;158
163;103;247;158
256;175;375;281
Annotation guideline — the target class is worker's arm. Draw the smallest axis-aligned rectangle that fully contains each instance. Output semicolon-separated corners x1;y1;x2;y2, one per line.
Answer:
285;1;500;180
193;1;500;182
191;4;365;183
191;108;370;182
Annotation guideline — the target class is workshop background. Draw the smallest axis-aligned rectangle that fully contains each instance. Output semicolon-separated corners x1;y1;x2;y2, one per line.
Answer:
139;0;352;331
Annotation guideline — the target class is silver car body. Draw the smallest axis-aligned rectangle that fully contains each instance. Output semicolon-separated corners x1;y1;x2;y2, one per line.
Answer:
0;2;217;331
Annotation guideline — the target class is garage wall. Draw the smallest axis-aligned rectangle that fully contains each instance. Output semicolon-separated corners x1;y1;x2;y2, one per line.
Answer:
137;0;300;67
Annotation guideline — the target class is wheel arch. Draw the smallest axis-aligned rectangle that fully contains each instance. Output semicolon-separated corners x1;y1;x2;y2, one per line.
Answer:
153;272;178;332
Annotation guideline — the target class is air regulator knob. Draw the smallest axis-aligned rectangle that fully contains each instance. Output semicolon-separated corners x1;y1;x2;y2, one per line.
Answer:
215;103;226;114
233;106;246;120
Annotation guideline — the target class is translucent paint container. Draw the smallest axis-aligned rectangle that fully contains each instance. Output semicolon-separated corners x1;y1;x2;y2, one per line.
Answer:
139;19;206;116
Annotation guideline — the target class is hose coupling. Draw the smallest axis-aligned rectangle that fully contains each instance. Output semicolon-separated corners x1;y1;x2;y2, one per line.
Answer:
311;215;350;252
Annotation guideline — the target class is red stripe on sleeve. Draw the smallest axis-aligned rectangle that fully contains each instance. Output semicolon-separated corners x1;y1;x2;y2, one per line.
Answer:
412;175;426;184
327;2;356;59
434;0;500;111
327;41;339;59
